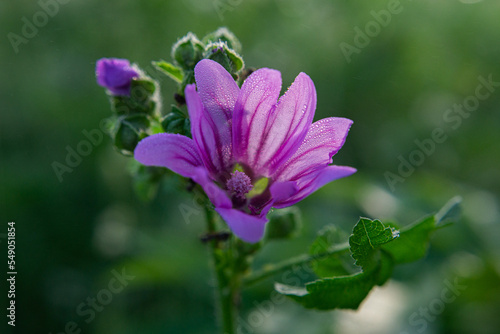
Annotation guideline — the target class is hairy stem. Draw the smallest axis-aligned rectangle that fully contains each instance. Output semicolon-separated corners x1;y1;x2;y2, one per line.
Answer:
205;206;237;334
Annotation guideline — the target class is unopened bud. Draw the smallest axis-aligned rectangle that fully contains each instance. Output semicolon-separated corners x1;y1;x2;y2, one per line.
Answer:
202;27;242;54
171;32;204;70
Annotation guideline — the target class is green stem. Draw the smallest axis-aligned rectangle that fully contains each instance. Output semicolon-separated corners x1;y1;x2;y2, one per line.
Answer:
243;242;350;287
205;206;237;334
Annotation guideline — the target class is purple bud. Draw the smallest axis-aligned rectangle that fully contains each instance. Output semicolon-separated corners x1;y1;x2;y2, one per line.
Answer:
96;58;139;96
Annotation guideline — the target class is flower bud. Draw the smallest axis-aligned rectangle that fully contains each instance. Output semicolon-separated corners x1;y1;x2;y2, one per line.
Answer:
171;32;205;70
96;58;139;96
204;41;244;78
111;79;158;116
202;27;242;54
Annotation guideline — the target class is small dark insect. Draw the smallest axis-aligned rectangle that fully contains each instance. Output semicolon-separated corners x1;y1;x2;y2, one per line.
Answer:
174;93;186;106
200;231;231;243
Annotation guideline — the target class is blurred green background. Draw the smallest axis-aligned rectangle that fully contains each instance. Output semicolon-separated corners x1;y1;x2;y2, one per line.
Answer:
1;0;500;333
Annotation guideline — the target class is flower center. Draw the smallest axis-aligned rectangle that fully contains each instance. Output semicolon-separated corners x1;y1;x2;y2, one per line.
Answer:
226;171;253;201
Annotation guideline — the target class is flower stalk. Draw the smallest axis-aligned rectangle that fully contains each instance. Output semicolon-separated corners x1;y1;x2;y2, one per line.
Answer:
204;205;238;334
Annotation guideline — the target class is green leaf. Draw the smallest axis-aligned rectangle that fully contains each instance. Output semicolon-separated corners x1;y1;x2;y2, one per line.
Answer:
382;216;437;264
275;252;393;310
349;218;399;270
273;199;458;311
153;61;183;84
309;226;353;277
275;219;397;310
435;196;462;225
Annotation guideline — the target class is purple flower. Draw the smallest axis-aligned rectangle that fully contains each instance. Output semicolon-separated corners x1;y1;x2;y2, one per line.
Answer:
96;58;139;96
134;59;356;243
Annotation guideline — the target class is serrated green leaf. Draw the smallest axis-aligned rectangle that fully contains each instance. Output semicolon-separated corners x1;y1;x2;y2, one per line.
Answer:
309;226;353;277
349;218;399;270
382;215;437;264
274;200;458;311
276;252;393;310
154;61;183;84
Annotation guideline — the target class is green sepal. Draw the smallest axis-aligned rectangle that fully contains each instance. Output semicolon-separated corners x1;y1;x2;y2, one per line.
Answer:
161;105;191;137
179;70;195;97
110;79;158;116
171;32;204;70
113;114;151;155
204;41;244;77
202;27;242;53
153;61;184;84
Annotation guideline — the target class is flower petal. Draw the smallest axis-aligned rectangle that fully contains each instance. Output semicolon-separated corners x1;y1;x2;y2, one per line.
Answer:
134;133;203;177
185;59;240;179
274;117;353;182
190;167;232;209
258;181;299;217
232;68;282;173
216;208;268;243
274;165;356;208
238;72;316;177
194;59;239;120
96;58;138;96
185;84;231;180
134;133;231;208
